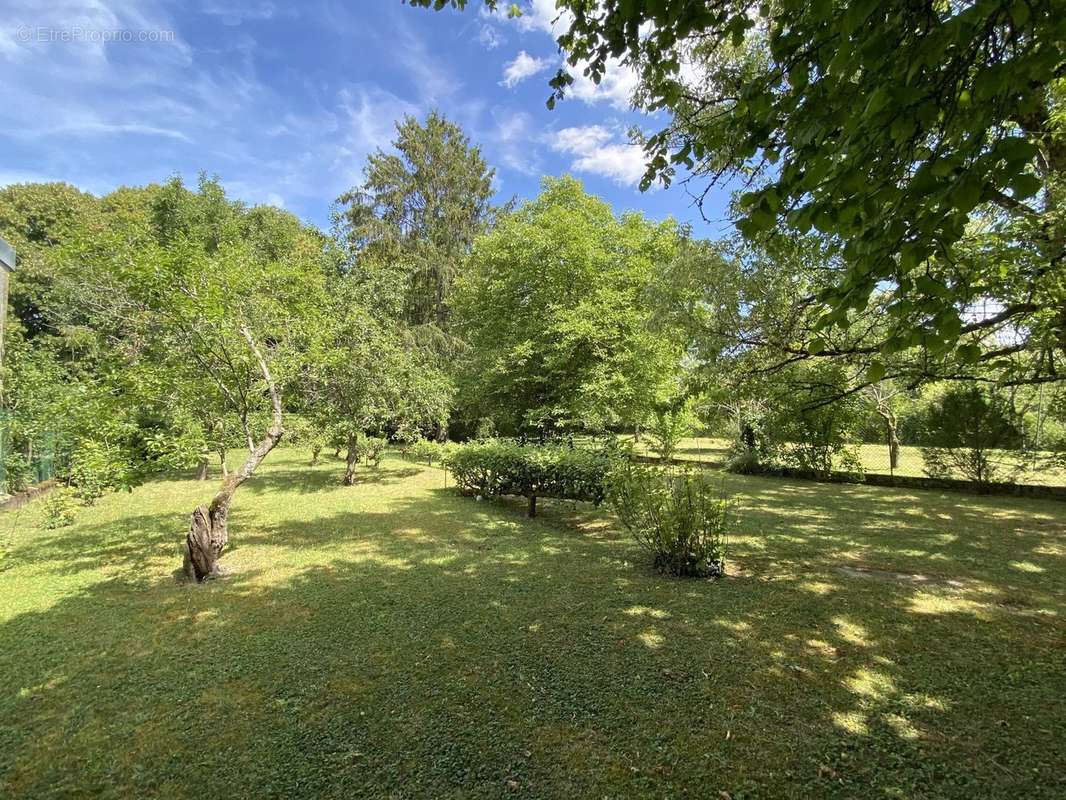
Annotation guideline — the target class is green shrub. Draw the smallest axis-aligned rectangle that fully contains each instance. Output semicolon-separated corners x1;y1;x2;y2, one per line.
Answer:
69;440;133;506
362;436;387;467
409;438;443;465
919;385;1026;488
41;487;78;529
724;446;765;475
285;415;330;464
647;403;694;461
724;407;776;475
606;461;729;578
3;452;33;494
445;439;610;516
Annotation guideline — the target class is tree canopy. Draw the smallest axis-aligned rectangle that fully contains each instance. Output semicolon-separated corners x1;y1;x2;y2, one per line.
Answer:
334;111;503;335
412;0;1066;386
453;176;684;435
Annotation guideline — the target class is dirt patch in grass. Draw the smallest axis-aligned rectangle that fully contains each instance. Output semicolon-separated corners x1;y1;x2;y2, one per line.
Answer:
837;564;967;588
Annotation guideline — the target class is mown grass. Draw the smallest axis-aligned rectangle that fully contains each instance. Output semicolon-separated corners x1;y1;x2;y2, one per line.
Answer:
1;448;1063;799
624;435;1066;486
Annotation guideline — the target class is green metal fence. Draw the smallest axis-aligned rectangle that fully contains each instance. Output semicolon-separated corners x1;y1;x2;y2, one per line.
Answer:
0;411;57;493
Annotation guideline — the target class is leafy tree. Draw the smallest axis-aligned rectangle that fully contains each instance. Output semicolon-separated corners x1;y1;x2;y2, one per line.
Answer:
769;362;866;478
334;112;502;334
415;1;1066;384
647;400;695;462
453;177;683;436
307;293;452;485
15;175;333;580
920;384;1026;487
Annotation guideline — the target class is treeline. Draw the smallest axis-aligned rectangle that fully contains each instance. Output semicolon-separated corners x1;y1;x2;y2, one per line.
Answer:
2;109;1065;572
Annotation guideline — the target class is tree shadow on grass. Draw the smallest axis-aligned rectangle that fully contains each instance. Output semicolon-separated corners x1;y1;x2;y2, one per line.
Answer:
240;462;424;496
3;452;1063;797
1;490;1062;798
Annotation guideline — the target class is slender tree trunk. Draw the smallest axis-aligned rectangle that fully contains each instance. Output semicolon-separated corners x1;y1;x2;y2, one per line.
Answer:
310;445;321;466
184;328;283;583
343;436;358;486
877;408;900;471
527;494;537;518
195;457;209;481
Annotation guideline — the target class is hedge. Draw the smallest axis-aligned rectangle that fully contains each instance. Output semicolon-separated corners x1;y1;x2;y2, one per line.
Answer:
444;440;610;516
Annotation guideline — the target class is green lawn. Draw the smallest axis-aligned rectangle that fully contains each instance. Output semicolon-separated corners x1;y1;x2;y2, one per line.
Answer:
625;435;1066;486
1;449;1064;799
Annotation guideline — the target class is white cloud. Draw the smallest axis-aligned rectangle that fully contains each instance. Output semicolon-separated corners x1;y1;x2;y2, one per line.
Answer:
568;56;639;110
336;86;419;171
478;24;503;50
549;125;647;186
500;50;551;88
200;1;276;26
491;2;638;109
513;0;567;35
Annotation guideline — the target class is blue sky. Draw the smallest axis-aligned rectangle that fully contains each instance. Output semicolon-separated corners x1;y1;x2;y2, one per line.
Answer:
1;0;735;237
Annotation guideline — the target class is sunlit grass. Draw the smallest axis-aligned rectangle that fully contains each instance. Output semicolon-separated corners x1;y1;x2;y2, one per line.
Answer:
620;434;1066;486
0;448;1063;798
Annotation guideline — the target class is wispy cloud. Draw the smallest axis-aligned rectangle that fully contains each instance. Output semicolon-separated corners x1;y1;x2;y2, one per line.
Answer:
478;23;503;50
489;109;539;176
199;1;277;26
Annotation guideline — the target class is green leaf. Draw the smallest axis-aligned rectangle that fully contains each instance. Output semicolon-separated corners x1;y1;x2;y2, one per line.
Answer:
956;343;982;364
1009;173;1041;200
865;360;886;383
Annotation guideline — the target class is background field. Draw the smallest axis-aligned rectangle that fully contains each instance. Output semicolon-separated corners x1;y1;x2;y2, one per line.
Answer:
620;435;1066;486
1;449;1063;798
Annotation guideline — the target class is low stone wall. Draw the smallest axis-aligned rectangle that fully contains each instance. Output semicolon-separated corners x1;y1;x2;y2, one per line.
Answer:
0;479;58;511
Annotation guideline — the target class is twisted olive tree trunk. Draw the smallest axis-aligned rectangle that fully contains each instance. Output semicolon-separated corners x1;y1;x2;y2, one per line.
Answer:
183;329;283;582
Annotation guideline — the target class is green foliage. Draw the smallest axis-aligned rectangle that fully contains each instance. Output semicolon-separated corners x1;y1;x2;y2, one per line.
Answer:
0;175;334;502
349;433;388;468
68;440;134;506
767;364;865;478
282;415;330;464
307;282;454;458
408;438;444;466
606;460;729;578
334;111;502;331
919;385;1026;487
3;452;32;494
647;402;695;462
552;1;1062;369
725;425;779;476
445;439;610;508
40;487;78;529
416;1;1065;385
454;176;684;435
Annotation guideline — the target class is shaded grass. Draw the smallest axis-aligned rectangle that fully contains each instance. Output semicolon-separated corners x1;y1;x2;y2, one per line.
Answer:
1;449;1063;798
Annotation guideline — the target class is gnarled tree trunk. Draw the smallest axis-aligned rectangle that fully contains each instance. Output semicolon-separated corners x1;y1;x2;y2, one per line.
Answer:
183;328;283;583
195;457;209;480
